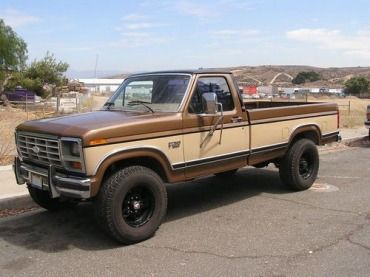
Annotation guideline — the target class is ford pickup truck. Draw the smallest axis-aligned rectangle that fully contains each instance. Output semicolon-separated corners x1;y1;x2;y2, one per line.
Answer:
13;69;340;243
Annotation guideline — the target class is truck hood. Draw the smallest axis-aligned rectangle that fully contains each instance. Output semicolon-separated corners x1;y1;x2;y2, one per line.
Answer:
16;110;182;146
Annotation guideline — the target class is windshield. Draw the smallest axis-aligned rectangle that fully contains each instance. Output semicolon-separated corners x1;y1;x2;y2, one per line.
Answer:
104;74;191;113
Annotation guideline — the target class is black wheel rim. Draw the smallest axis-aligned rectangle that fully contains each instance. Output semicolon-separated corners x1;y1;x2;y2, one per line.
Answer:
122;186;155;228
299;151;314;179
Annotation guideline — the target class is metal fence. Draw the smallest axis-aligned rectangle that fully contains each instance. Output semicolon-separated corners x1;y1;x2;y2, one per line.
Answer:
0;93;98;119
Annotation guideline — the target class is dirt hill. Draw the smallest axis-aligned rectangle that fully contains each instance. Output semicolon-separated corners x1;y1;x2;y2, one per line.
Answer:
228;65;370;87
110;65;370;88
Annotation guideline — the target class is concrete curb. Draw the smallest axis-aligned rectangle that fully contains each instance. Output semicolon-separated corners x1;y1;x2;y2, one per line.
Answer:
341;135;368;145
0;194;35;210
0;165;12;171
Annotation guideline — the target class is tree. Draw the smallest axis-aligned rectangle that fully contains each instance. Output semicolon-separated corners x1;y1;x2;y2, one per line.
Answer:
292;71;321;84
0;19;28;104
344;77;370;96
7;52;69;97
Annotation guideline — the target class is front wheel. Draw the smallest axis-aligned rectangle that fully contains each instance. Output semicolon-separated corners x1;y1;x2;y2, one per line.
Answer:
279;139;319;191
94;166;167;244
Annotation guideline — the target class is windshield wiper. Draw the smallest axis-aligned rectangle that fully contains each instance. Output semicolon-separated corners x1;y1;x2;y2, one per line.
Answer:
128;101;154;113
103;102;115;110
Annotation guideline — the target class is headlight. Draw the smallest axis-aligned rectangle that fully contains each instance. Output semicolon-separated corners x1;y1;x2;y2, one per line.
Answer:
60;137;85;173
70;142;80;157
61;140;80;157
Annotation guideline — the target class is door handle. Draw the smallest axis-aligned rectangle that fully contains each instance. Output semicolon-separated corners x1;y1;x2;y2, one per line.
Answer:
231;116;242;123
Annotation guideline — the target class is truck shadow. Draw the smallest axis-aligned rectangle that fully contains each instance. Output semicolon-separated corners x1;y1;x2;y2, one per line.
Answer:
166;167;287;222
345;137;370;148
0;168;291;252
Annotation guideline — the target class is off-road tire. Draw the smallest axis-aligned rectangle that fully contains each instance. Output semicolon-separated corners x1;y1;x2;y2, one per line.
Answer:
28;186;78;211
215;169;238;178
279;139;319;191
94;166;167;244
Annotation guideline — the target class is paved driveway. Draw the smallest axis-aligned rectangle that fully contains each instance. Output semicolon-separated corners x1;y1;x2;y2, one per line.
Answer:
0;143;369;276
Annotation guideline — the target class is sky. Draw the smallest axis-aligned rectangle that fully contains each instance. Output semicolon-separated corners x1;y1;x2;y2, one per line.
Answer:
1;0;370;78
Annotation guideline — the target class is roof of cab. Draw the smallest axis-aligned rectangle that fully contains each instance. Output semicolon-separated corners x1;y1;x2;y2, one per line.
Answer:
129;69;232;77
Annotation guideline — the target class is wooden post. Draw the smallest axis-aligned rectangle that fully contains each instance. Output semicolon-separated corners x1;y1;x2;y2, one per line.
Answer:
348;100;351;115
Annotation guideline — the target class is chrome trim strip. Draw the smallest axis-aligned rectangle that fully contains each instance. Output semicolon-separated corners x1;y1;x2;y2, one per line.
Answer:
322;131;340;137
172;149;249;169
54;175;91;186
20;164;48;177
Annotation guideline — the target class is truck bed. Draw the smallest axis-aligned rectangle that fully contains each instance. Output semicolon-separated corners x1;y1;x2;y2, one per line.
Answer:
244;101;338;123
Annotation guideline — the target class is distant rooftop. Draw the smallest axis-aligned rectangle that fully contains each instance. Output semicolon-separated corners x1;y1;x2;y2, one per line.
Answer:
77;78;124;85
129;69;232;77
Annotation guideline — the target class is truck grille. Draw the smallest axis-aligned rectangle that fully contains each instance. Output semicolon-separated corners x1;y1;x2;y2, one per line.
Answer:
17;133;62;166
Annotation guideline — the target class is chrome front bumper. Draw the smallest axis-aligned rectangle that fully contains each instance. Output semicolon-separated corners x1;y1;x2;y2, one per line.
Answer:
13;157;91;199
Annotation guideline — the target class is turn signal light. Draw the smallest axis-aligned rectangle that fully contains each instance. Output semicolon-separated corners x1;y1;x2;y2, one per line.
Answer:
71;162;82;169
89;138;108;146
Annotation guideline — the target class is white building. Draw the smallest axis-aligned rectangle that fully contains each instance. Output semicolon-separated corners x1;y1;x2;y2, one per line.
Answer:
328;88;343;94
78;78;124;93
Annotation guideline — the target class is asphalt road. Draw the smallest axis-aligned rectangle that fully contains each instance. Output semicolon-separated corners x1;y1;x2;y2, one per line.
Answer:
0;143;369;277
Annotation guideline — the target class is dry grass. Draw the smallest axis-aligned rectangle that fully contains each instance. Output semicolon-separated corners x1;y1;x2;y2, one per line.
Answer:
0;108;41;165
308;96;370;128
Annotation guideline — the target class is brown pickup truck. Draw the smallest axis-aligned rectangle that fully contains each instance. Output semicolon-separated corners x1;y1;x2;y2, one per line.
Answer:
14;69;340;243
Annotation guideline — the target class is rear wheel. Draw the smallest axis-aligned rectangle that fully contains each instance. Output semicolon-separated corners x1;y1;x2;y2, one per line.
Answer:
28;186;78;211
279;139;319;191
94;166;167;244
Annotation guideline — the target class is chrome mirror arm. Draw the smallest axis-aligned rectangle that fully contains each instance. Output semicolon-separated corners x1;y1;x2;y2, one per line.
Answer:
200;103;224;147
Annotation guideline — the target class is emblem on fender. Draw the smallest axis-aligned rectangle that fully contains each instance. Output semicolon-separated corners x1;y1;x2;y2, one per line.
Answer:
168;141;181;149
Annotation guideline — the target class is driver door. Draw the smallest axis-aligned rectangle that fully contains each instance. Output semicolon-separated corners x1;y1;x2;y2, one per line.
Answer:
182;75;249;179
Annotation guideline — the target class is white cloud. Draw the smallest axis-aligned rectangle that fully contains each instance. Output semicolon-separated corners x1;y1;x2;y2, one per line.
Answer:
110;32;170;48
286;28;370;59
121;13;148;21
115;13;168;44
126;22;165;30
210;29;259;37
173;1;218;20
168;0;254;21
0;9;40;28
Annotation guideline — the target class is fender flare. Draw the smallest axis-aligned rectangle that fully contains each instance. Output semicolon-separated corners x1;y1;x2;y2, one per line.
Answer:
90;147;183;196
288;124;322;145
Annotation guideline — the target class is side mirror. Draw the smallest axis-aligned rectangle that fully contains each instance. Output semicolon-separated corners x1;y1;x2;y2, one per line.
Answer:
202;92;218;114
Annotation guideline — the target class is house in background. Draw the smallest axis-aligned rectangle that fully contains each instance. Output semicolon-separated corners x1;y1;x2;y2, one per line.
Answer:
77;78;124;93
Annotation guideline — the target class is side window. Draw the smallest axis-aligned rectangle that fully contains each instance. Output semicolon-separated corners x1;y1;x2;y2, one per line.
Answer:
188;77;234;113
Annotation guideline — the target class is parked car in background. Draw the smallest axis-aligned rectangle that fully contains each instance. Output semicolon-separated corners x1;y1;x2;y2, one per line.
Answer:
365;105;370;140
5;87;36;103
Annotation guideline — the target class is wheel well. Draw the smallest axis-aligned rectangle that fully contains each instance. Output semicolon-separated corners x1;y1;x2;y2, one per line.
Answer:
102;157;168;183
290;130;320;146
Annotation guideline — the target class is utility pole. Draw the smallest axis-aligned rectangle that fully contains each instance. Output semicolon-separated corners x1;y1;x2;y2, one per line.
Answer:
94;54;99;93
